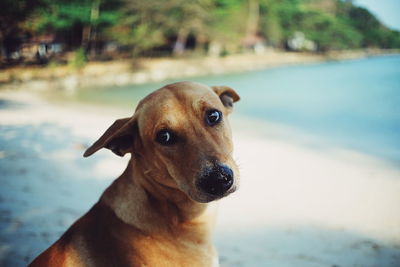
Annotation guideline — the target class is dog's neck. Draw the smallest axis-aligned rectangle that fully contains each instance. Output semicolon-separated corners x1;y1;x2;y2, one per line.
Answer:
101;159;216;235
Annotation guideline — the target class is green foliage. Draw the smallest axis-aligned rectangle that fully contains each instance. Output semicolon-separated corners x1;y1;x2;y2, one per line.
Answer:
29;0;120;32
260;0;398;50
259;2;282;46
107;0;215;56
2;0;400;61
210;0;247;46
68;48;87;70
260;0;300;46
345;5;400;48
295;10;362;50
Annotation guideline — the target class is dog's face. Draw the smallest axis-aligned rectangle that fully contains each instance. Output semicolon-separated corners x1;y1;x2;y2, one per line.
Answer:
84;82;240;203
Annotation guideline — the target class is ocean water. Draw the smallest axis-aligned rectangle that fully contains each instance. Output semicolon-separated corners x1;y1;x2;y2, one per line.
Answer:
75;55;400;163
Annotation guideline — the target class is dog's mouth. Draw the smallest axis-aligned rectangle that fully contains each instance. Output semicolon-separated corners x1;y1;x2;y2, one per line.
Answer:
196;184;237;203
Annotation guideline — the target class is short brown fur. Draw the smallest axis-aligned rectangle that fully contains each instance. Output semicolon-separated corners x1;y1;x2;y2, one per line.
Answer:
30;81;240;267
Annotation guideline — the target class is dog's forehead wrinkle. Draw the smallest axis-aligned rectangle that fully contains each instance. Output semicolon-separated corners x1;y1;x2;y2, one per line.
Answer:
164;82;218;105
193;97;222;113
139;84;220;121
137;97;183;133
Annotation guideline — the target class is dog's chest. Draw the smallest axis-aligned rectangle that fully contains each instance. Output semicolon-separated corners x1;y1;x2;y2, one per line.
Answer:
132;234;216;267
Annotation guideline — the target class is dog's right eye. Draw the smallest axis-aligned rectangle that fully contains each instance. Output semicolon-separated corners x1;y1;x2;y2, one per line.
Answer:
205;109;222;126
155;130;177;146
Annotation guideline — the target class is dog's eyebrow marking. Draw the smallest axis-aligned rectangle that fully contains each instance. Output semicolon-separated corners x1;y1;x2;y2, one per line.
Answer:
192;96;222;116
191;99;204;113
159;101;184;123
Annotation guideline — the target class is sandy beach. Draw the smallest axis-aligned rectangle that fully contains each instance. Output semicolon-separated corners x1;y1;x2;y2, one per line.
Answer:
0;90;399;266
2;49;399;92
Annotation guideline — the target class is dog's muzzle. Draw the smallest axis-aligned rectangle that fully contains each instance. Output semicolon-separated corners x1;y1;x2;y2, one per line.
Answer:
197;163;234;197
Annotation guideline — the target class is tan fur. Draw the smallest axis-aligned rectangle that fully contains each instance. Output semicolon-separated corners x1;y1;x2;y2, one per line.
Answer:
29;81;240;267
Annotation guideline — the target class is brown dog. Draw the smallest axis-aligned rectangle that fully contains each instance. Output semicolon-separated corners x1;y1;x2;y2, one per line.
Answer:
29;81;240;267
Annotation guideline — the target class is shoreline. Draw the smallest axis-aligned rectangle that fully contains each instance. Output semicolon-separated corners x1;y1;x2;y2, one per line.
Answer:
1;48;399;91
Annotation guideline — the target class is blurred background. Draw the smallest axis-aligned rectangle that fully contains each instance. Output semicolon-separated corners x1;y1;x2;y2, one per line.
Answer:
1;0;400;266
1;0;400;66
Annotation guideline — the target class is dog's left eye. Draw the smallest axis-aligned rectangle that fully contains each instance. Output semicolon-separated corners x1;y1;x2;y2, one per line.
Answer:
205;109;222;126
155;130;177;146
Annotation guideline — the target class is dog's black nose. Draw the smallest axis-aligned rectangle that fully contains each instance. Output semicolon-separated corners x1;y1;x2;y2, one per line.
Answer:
198;164;234;196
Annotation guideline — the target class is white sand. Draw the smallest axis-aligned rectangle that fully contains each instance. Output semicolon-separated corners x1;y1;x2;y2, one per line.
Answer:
0;90;399;266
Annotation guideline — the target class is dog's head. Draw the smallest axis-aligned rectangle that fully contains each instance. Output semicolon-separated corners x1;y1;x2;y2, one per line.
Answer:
84;81;240;203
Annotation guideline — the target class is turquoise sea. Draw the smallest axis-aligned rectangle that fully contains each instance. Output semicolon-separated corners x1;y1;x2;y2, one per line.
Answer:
74;55;400;163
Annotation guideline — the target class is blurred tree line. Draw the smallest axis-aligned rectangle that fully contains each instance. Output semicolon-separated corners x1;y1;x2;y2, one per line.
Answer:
1;0;400;65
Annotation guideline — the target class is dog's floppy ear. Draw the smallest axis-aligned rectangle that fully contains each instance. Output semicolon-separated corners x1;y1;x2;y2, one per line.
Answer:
212;85;240;111
83;117;137;157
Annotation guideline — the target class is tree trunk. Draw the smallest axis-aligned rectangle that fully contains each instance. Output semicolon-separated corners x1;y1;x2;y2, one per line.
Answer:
81;25;91;51
81;0;100;56
246;0;259;39
89;0;100;58
194;34;207;54
0;30;4;61
173;29;189;56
